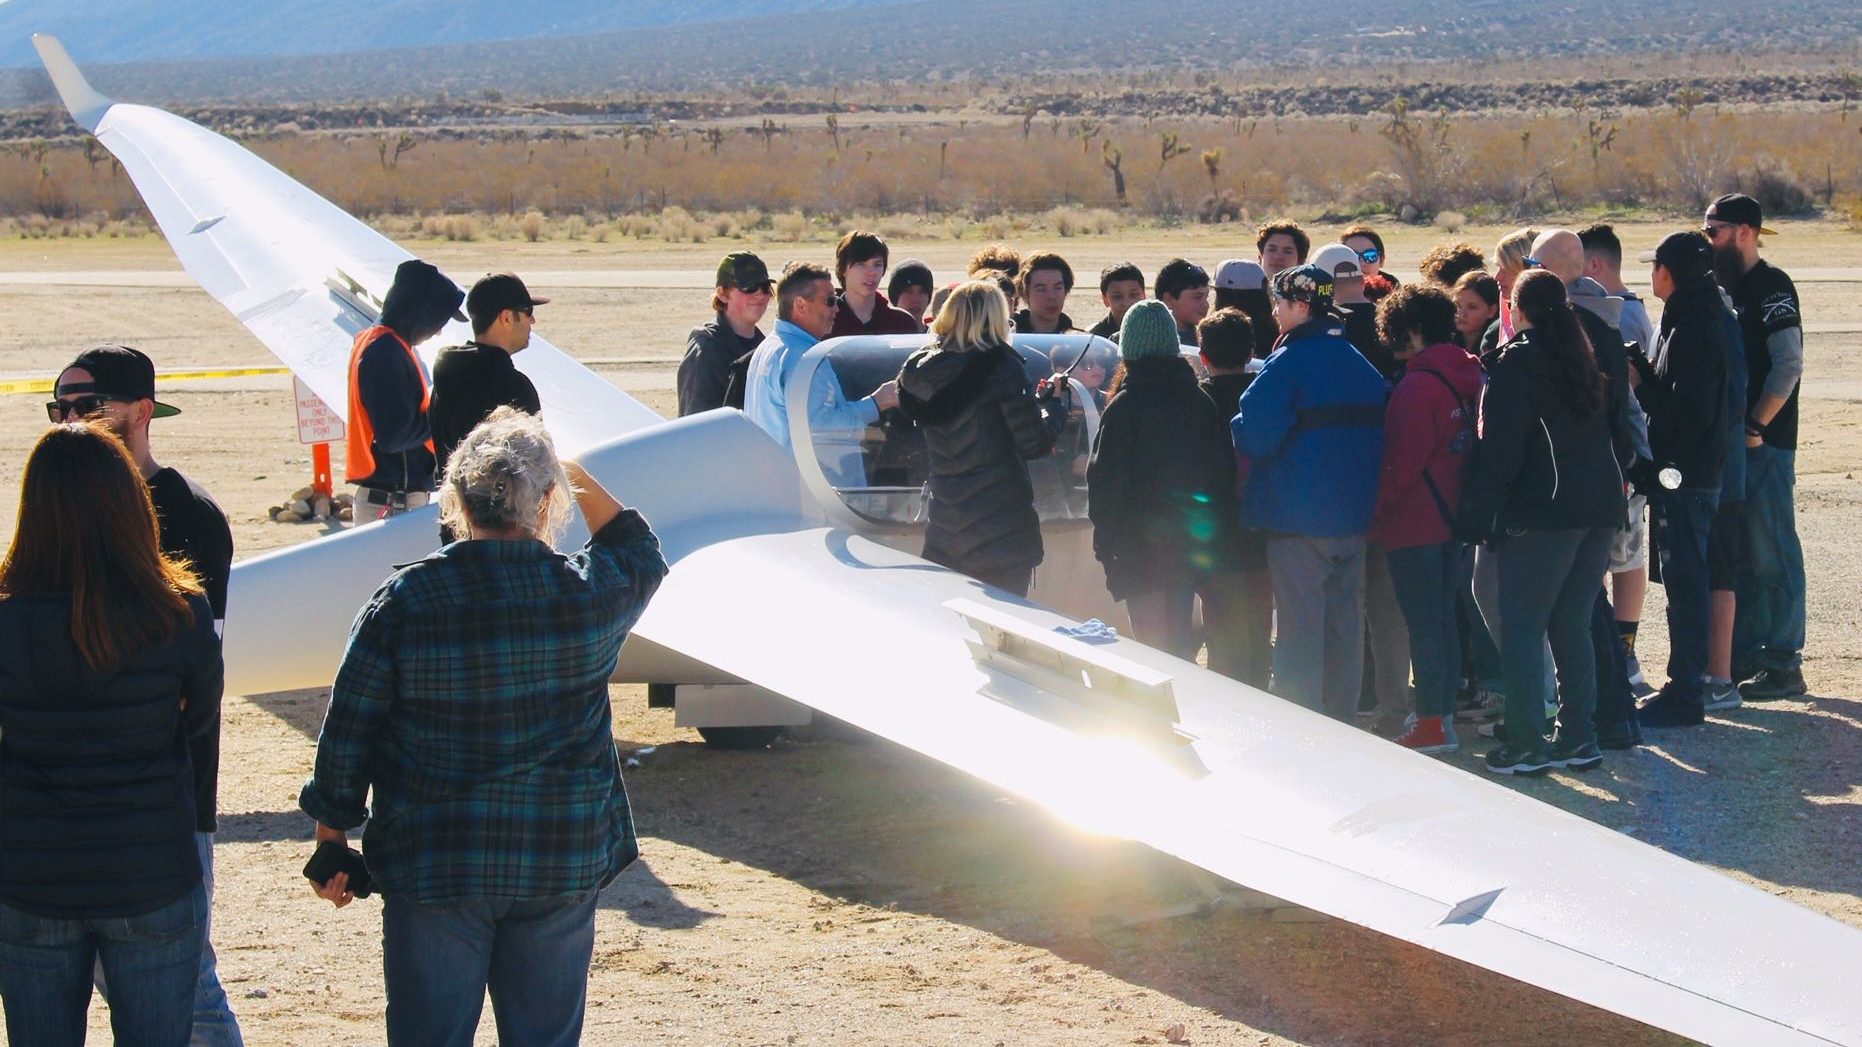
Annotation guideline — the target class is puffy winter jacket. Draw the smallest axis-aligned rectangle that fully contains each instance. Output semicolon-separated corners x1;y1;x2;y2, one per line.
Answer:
0;592;219;919
1457;328;1628;540
1088;356;1242;599
1370;343;1484;549
1231;319;1388;537
897;342;1060;577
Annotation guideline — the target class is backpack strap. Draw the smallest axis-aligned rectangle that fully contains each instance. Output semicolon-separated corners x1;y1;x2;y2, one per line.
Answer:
1410;367;1474;529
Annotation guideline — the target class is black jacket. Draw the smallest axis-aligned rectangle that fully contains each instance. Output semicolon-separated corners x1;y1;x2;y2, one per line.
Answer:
1088;356;1242;599
897;343;1061;577
678;313;763;416
354;260;464;492
1458;329;1627;540
430;342;543;478
1635;278;1731;490
0;593;220;918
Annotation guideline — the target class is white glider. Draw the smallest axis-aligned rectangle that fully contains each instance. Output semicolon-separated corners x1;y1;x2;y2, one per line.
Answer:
33;34;1862;1047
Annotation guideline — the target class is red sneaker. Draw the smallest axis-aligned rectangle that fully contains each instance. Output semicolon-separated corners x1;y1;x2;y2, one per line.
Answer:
1396;715;1459;755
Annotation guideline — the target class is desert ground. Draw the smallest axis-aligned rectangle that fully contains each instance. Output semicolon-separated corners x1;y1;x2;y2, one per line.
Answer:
0;219;1857;1045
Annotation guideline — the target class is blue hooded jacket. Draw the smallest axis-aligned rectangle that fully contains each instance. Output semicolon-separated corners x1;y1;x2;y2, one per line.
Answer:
1231;317;1387;537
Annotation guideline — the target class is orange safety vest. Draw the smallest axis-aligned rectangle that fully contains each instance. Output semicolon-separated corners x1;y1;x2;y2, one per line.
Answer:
344;324;434;484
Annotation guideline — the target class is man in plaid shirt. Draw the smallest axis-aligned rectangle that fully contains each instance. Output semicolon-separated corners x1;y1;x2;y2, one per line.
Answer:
302;409;668;1047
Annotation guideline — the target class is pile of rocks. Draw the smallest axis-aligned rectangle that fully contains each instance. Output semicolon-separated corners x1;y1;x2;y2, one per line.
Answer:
268;486;354;524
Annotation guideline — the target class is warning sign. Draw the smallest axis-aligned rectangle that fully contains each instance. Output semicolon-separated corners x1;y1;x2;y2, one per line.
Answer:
294;376;345;445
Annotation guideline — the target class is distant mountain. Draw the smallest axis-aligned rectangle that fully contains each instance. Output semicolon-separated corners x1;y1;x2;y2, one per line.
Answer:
0;0;871;68
2;0;1858;107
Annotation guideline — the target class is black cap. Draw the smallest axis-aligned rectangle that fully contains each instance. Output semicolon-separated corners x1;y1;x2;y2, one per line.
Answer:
465;273;550;327
1705;193;1777;235
888;259;934;299
1639;231;1714;280
715;251;772;292
56;344;179;418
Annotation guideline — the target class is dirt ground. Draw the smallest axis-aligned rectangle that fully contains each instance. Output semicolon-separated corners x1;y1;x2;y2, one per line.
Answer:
0;220;1857;1045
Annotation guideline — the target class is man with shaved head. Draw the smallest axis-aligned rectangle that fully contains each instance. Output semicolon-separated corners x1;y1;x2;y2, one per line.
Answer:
1529;228;1647;747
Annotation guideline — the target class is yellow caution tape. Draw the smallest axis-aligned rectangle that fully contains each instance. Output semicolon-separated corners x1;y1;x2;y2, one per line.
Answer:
0;366;291;395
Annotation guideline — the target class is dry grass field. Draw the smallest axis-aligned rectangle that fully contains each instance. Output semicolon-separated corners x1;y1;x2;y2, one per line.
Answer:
0;217;1858;1044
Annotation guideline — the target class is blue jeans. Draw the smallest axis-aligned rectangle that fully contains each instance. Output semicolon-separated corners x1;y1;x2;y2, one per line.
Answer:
0;883;207;1047
1651;487;1719;700
95;834;242;1046
1495;528;1615;752
382;888;599;1047
1735;444;1805;670
1386;542;1466;719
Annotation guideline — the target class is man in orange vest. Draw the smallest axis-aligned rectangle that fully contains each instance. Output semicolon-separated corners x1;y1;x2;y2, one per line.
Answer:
346;259;464;520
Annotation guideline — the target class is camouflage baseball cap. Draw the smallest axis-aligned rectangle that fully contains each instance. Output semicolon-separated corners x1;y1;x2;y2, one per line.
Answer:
1270;263;1334;307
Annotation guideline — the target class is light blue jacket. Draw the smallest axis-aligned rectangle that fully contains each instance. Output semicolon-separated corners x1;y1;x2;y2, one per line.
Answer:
743;320;879;454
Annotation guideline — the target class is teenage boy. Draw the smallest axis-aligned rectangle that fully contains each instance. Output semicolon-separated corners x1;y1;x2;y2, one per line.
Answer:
1198;308;1271;688
1154;258;1211;347
1232;265;1388;718
1090;262;1146;338
1581;224;1658;695
1015;252;1077;334
1631;232;1731;728
1256;220;1310;277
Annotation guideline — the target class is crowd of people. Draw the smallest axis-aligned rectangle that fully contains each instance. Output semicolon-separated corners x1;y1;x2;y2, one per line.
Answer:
676;197;1808;776
0;192;1810;1044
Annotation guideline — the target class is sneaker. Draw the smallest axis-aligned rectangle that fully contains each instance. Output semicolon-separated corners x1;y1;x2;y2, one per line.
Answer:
1456;690;1503;722
1483;744;1552;777
1637;689;1705;727
1702;678;1743;712
1739;666;1807;702
1550;739;1604;771
1396;715;1460;755
1624;652;1656;700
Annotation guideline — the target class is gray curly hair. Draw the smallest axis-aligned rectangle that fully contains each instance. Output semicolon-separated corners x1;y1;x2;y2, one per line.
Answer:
438;407;572;542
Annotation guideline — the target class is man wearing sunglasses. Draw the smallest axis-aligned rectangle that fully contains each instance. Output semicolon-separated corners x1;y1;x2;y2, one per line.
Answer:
1705;194;1808;702
47;343;244;1044
429;273;548;543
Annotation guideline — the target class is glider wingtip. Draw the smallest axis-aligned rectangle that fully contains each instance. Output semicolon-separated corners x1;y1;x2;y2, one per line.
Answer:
31;34;114;133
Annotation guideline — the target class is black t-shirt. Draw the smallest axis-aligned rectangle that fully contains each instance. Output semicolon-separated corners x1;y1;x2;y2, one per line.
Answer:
146;467;233;621
1729;259;1802;450
429;342;544;477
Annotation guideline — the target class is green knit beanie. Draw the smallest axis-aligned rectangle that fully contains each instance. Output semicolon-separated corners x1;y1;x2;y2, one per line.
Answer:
1118;299;1181;361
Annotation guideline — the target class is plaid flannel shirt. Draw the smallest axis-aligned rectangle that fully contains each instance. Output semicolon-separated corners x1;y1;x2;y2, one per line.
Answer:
300;510;667;904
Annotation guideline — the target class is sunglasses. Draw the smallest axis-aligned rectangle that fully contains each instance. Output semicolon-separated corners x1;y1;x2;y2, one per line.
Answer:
1701;223;1734;238
47;394;125;422
737;283;773;295
1521;257;1544;270
1357;248;1381;264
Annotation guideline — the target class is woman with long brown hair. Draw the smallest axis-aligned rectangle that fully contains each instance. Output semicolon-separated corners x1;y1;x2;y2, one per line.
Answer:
0;422;220;1046
1457;270;1625;778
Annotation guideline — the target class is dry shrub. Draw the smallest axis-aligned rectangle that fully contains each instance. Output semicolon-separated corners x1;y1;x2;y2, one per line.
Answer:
563;214;588;240
711;213;740;239
943;216;971;240
659;206;706;243
771;211;809;242
978;213;1014;240
1048;206;1088;237
519;211;546;242
875;215;917;240
1196;190;1243;224
1742;165;1816;217
1436;210;1468;233
591;221;613;243
735;208;765;232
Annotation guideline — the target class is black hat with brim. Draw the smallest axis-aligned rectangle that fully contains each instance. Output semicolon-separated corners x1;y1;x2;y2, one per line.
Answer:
58;344;179;417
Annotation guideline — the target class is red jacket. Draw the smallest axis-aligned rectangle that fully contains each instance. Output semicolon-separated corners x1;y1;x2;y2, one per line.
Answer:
1370;343;1483;550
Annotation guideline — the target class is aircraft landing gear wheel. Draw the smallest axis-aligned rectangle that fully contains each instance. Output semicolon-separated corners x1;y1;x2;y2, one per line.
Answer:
696;725;784;750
